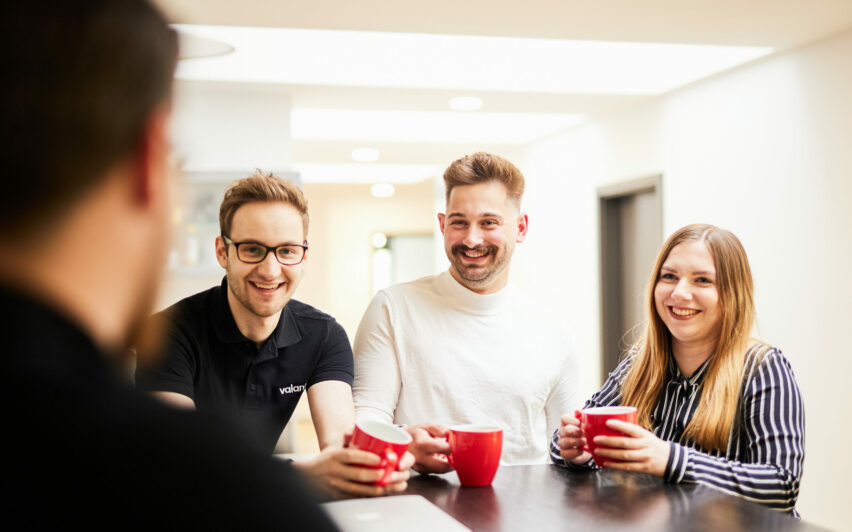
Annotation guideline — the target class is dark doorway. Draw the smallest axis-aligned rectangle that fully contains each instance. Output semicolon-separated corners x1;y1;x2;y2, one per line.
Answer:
598;175;663;381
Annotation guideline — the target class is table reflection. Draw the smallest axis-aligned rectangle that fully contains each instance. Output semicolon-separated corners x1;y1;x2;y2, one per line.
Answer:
404;465;823;532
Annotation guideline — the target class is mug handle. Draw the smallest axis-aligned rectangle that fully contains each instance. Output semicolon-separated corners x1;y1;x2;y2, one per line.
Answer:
574;410;589;452
443;434;454;467
378;447;398;486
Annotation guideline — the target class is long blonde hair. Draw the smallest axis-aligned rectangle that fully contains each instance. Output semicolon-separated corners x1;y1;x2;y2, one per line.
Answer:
620;224;755;452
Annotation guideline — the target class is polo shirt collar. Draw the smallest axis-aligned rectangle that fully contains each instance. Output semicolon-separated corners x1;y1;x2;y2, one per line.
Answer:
271;303;302;349
212;278;302;352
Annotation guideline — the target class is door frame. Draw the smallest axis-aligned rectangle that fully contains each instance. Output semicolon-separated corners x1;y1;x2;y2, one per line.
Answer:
597;174;663;382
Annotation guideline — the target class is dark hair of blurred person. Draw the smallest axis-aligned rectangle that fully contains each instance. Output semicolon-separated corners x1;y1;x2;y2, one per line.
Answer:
0;1;337;528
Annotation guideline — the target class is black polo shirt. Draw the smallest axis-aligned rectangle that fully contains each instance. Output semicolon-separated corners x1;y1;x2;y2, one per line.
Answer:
0;286;337;529
136;278;354;453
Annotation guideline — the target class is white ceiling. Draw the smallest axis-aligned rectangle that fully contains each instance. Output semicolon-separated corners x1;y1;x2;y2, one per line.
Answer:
160;0;852;48
174;26;773;94
159;0;852;183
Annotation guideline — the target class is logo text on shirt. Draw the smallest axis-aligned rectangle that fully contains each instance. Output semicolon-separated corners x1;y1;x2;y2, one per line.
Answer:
279;384;306;394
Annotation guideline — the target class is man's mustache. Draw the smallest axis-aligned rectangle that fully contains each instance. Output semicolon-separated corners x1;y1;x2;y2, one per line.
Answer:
451;244;497;256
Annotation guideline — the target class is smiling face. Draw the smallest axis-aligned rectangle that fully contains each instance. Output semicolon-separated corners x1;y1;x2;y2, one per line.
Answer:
654;240;722;355
438;180;528;294
216;201;306;327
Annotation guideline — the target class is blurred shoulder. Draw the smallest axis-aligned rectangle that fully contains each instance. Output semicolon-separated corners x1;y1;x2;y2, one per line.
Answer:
153;284;219;323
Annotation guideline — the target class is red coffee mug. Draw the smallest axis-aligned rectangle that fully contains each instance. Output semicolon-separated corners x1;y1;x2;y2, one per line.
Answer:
349;420;412;487
575;406;638;467
445;425;503;487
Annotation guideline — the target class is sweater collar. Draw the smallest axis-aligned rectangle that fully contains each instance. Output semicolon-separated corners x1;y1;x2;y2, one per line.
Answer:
435;270;512;315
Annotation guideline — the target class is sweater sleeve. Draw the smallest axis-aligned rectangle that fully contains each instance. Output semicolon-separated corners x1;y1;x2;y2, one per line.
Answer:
544;332;580;447
663;350;805;513
352;291;400;424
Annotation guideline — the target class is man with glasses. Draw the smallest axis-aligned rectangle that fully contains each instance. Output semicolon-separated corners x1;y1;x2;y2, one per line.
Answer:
136;171;412;497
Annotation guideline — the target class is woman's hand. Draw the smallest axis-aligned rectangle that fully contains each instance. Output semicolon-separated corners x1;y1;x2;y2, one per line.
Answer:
555;413;592;465
592;419;670;477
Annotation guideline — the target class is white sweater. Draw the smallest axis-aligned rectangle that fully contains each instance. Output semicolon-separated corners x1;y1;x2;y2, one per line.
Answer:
353;271;578;464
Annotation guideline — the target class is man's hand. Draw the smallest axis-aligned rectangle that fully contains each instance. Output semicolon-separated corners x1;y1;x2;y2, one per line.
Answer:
293;444;414;499
556;413;592;465
405;423;454;474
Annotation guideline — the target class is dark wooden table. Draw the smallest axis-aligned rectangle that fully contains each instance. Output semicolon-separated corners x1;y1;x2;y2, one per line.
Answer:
403;465;828;532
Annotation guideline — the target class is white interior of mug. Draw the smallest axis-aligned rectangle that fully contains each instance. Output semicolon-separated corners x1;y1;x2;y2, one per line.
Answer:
581;406;637;415
356;420;412;444
450;424;502;433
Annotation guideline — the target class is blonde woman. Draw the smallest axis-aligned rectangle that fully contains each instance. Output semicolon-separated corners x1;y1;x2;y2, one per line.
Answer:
552;224;804;515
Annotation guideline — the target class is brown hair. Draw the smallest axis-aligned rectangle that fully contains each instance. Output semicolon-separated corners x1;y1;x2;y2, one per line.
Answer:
443;152;525;205
620;224;756;452
219;170;310;239
0;0;178;237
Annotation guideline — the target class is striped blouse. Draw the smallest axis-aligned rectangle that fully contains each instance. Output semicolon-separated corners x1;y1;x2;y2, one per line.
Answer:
550;344;805;515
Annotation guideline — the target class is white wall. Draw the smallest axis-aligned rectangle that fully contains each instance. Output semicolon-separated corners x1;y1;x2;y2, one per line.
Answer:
172;81;293;171
515;29;852;530
299;180;438;338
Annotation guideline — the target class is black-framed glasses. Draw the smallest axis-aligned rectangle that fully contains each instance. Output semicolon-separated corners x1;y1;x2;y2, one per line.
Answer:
222;236;308;265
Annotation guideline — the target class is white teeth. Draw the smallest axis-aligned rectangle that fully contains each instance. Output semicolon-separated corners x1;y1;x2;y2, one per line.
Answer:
672;307;698;316
463;250;486;258
252;282;280;290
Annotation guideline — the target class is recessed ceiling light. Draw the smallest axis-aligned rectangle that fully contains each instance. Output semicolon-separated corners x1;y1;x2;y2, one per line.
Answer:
371;183;395;198
292;163;441;184
293;109;585;144
371;232;388;249
351;148;380;162
449;96;483;111
175;29;235;60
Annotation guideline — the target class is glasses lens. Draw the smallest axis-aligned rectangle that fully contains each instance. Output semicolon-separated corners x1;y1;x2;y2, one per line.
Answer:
237;244;266;263
276;245;305;265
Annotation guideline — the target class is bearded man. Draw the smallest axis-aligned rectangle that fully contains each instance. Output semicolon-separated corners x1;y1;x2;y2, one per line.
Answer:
353;152;579;473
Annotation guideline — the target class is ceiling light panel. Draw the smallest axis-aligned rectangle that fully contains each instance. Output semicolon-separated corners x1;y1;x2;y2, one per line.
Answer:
293;163;442;184
370;183;395;198
292;109;585;144
351;147;380;162
174;25;773;95
449;96;483;111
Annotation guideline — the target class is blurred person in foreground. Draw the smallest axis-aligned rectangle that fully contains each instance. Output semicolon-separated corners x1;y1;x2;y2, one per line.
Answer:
136;171;412;498
552;224;804;516
0;1;338;527
353;152;578;472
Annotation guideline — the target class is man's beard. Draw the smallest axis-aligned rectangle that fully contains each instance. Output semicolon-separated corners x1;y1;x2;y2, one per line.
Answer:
449;243;507;286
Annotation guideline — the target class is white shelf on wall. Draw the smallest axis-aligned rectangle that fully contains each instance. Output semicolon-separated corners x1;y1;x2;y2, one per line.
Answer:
169;170;301;275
